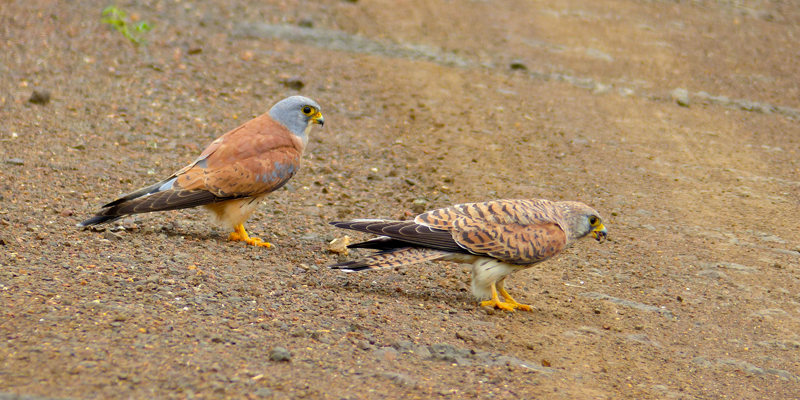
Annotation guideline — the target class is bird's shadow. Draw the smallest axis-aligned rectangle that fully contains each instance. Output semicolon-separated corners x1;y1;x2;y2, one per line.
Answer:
83;224;230;244
317;273;479;309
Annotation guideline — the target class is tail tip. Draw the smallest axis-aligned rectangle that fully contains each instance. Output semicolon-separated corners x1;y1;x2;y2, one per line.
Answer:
76;215;118;228
328;262;372;272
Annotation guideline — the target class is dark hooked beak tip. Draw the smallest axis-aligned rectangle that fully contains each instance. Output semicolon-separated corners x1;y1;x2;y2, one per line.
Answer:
313;113;325;127
592;225;608;242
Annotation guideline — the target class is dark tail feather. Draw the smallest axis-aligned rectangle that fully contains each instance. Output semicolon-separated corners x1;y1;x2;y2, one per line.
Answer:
102;181;166;208
328;247;449;272
347;236;409;251
328;259;374;272
78;179;176;227
77;215;124;227
77;189;222;228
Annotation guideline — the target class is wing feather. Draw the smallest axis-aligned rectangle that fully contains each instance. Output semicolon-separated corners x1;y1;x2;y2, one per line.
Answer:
174;114;303;198
415;199;568;265
453;222;566;264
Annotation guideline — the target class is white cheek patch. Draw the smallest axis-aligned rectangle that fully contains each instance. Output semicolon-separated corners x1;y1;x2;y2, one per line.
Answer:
301;122;313;145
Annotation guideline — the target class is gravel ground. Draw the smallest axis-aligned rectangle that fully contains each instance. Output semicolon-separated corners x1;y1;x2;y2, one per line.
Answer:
2;0;799;399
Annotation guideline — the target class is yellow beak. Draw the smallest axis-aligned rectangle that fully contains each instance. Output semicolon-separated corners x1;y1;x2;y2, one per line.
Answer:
312;111;325;127
591;224;608;242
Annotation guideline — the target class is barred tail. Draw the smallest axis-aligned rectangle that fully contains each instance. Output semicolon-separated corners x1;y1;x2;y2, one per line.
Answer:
329;247;450;272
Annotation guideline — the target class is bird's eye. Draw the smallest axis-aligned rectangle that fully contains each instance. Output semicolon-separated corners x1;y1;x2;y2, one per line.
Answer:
589;216;598;225
302;106;313;115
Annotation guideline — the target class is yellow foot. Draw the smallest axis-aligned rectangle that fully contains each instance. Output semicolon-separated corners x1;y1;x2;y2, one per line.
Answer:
505;300;532;311
480;284;532;311
497;287;533;311
227;224;272;248
480;299;519;312
245;237;271;248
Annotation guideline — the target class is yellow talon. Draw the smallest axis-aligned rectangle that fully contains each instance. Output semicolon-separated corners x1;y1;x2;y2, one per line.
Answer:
228;224;272;248
481;299;517;311
497;286;532;311
480;285;526;312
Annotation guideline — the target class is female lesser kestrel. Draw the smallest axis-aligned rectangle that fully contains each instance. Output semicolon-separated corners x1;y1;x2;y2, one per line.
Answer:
330;198;607;311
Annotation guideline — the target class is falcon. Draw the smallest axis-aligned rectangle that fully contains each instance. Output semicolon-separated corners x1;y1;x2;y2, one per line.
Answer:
329;199;607;311
78;96;324;248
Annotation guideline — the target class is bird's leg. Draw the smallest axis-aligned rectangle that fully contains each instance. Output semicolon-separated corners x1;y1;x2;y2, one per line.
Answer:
228;224;272;248
496;278;532;311
480;284;517;312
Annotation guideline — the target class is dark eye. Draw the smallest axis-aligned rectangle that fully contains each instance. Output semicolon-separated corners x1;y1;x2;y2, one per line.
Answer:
303;106;312;114
589;216;598;225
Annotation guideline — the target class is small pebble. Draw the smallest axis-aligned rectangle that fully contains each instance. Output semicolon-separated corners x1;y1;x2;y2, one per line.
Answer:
103;231;123;241
509;60;528;70
29;90;51;105
281;76;305;90
671;88;690;107
411;199;428;214
270;346;292;362
291;328;307;337
357;340;372;350
298;18;313;28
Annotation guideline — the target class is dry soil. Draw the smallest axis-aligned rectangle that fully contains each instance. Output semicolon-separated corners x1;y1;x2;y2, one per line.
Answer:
1;0;799;399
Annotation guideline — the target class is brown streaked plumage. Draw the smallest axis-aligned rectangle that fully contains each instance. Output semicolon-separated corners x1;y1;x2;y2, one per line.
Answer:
330;199;607;311
78;96;324;248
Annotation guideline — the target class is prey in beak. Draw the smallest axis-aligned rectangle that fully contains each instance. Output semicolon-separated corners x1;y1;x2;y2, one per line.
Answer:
591;224;608;242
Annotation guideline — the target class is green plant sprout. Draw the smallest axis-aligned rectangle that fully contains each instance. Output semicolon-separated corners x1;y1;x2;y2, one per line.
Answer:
101;6;153;46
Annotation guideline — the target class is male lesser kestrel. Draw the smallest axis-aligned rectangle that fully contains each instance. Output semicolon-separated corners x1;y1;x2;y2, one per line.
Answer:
78;96;324;248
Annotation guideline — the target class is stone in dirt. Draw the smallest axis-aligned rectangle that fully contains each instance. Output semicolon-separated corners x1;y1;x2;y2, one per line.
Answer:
671;88;690;107
29;90;51;105
103;231;123;241
509;60;528;70
281;76;305;90
380;372;417;387
270;347;291;362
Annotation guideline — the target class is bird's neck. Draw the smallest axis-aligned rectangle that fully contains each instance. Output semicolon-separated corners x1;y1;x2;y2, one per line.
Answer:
300;123;316;146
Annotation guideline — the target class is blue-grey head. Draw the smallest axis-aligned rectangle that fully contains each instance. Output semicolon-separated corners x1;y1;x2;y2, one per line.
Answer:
269;96;324;143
